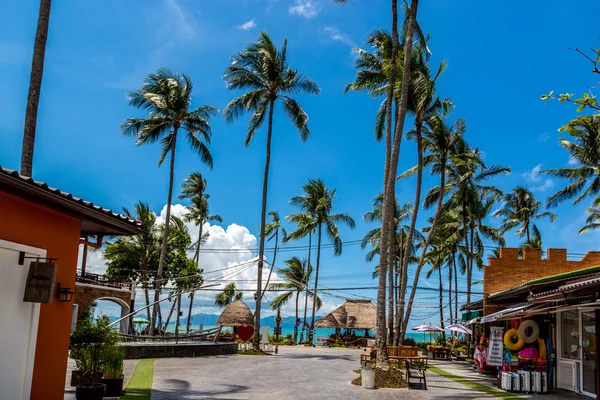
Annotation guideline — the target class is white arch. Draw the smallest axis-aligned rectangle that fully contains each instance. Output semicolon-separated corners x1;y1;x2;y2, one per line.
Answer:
96;297;130;333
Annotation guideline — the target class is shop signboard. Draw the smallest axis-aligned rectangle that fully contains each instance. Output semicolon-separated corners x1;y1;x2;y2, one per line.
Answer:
488;326;504;366
23;262;57;304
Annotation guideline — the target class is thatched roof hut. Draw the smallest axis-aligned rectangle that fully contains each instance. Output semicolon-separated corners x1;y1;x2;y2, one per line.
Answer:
314;299;376;330
216;299;254;327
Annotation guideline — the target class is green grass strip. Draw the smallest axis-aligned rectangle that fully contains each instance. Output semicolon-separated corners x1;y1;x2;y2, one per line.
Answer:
428;365;522;399
120;359;155;400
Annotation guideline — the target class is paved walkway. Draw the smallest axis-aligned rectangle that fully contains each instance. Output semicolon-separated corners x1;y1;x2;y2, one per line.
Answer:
63;347;589;399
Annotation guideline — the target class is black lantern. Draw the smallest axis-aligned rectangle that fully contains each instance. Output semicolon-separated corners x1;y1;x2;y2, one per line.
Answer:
56;283;74;302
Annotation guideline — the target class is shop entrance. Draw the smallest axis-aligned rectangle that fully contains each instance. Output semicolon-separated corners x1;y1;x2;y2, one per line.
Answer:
581;310;596;397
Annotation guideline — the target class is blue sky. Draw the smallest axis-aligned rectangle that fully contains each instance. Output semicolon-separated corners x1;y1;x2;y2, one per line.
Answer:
1;0;599;327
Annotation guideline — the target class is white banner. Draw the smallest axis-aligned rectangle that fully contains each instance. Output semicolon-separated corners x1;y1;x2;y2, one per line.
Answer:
488;326;505;366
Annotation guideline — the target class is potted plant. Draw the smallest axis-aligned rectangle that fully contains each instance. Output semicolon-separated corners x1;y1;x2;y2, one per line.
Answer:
70;315;118;400
101;346;125;397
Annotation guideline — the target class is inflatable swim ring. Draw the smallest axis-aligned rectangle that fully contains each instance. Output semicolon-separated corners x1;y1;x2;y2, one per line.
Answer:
538;338;547;360
504;328;524;351
584;332;596;352
518;320;540;344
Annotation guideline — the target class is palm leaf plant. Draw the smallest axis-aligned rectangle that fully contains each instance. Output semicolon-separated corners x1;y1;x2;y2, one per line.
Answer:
223;31;319;349
122;69;218;334
289;179;355;343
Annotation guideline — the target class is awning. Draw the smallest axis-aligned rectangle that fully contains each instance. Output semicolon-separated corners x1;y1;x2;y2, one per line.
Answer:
481;303;532;324
466;317;480;325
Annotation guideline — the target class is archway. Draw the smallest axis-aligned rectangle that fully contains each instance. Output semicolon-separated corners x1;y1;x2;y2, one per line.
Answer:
95;297;130;333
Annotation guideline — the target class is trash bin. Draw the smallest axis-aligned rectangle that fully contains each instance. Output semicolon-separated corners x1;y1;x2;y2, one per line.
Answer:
361;366;375;389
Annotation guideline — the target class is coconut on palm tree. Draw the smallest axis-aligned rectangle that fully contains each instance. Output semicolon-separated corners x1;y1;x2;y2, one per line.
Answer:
268;257;321;343
21;0;51;177
289;178;355;343
494;186;557;242
122;69;218;334
223;31;319;349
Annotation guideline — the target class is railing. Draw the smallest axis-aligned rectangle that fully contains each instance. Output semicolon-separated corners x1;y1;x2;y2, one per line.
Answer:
76;272;132;289
117;327;222;343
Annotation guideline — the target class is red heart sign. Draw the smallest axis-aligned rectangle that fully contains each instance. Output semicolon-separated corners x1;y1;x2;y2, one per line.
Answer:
237;325;255;342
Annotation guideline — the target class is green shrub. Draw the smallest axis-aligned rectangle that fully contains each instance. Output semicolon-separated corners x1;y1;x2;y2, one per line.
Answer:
402;338;417;347
103;346;125;379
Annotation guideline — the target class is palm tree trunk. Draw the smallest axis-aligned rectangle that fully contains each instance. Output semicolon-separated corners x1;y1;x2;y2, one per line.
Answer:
393;244;402;346
448;262;453;329
375;0;405;369
164;295;176;332
468;225;474;305
253;100;275;350
438;262;445;342
526;223;530;243
175;293;182;340
262;230;278;299
21;0;51;177
462;205;471;305
387;232;395;342
404;154;450;335
294;291;300;343
187;221;203;334
453;252;458;322
300;233;312;344
150;128;178;335
309;223;323;344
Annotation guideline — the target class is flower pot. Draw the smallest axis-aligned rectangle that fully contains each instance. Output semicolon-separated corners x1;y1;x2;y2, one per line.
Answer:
101;376;124;397
75;383;106;400
71;371;103;387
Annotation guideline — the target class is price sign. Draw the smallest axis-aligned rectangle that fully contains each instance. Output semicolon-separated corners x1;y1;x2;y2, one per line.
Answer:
487;326;505;366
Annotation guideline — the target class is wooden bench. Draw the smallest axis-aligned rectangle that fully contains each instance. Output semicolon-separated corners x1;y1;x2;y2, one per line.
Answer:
432;347;451;360
405;360;427;390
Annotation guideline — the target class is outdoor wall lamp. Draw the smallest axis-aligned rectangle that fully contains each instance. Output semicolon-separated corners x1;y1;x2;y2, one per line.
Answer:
56;283;74;302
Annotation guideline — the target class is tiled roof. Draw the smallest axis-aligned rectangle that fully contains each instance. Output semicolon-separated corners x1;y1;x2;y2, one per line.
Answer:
529;273;600;300
0;166;142;233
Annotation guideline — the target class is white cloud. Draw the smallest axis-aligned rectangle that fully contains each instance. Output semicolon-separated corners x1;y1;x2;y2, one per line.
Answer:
568;156;578;165
531;179;554;192
237;19;257;31
324;26;354;46
164;0;197;40
522;164;543;183
289;0;320;18
82;203;340;321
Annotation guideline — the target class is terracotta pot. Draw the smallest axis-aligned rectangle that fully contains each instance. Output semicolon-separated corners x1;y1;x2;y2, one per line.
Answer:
75;383;106;400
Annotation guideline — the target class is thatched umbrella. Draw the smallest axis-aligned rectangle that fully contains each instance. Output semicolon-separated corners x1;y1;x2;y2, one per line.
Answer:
216;299;254;327
314;299;376;331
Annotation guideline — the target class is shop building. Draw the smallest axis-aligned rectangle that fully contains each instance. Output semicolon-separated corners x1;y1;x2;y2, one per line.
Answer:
463;247;600;398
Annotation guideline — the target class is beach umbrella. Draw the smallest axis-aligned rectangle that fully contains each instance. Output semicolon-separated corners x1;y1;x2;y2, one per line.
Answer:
133;317;150;324
412;324;430;342
415;323;444;343
447;323;472;335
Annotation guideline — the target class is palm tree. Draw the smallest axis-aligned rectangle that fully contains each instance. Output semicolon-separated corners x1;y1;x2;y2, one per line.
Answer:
543;119;600;208
290;179;355;343
398;114;462;339
215;283;243;307
21;0;51;177
362;194;413;341
122;69;218;335
285;212;317;343
261;211;287;299
223;31;319;349
494;186;557;242
580;198;600;234
179;172;222;334
518;225;543;256
268;257;321;343
104;201;158;313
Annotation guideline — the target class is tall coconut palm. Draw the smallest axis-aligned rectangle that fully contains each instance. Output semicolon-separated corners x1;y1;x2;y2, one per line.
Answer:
21;0;51;177
494;186;557;242
290;179;355;343
223;31;319;349
580;198;600;234
398;114;462;338
122;69;218;334
179;172;222;334
285;212;317;343
268;257;321;343
104;201;159;312
543;119;600;209
261;211;287;299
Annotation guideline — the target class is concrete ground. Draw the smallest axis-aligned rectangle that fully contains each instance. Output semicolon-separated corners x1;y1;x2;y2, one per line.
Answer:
64;347;589;399
64;358;138;400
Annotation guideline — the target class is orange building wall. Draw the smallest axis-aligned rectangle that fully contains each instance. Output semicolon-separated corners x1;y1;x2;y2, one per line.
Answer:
483;247;600;315
0;191;81;400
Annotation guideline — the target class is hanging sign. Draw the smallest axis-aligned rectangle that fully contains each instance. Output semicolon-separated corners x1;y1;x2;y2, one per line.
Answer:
23;262;57;304
488;326;505;366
